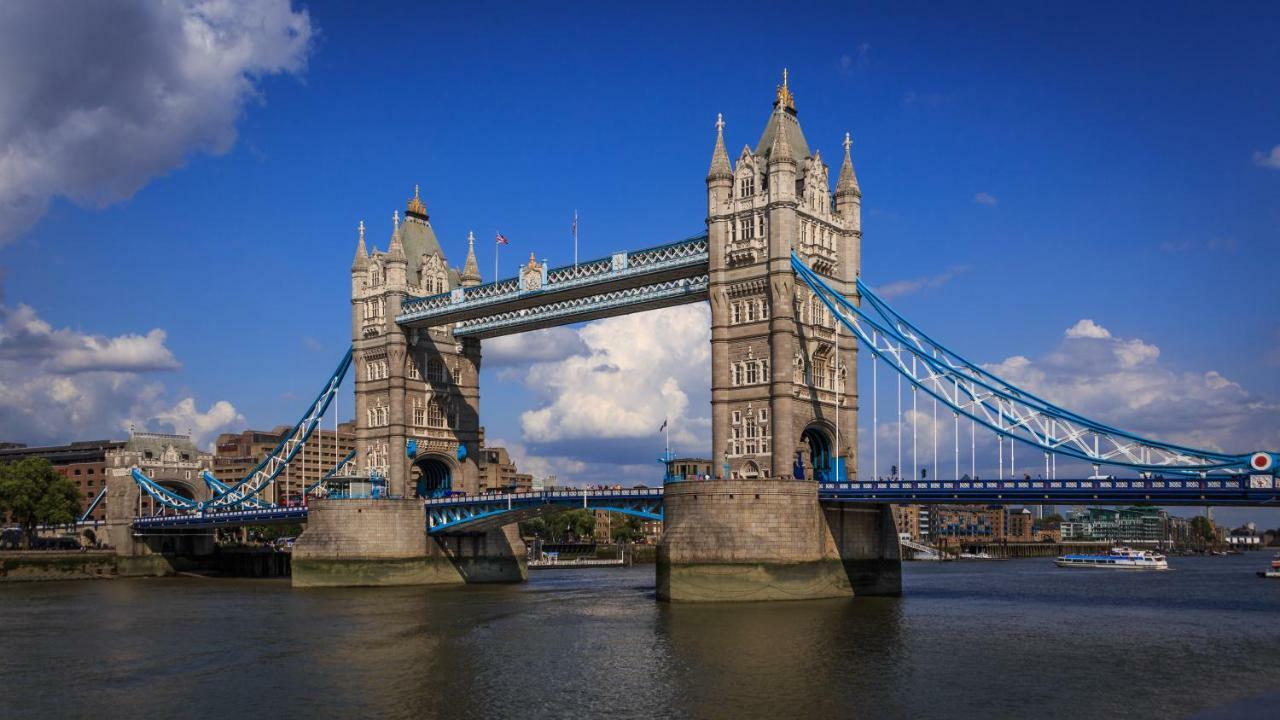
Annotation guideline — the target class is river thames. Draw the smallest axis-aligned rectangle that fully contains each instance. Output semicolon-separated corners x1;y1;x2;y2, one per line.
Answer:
2;555;1277;719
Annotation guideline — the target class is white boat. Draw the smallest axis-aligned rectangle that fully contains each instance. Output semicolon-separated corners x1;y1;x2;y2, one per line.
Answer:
1055;546;1169;570
1257;553;1280;579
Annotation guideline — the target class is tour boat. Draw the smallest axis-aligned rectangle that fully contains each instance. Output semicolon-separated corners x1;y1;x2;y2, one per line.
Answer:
1055;547;1169;570
1257;553;1280;579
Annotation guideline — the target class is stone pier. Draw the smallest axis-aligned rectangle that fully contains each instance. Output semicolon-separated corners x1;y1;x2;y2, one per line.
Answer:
657;479;900;602
292;498;526;587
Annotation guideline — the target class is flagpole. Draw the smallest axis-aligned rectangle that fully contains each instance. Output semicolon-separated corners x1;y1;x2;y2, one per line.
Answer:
573;209;579;267
494;232;499;281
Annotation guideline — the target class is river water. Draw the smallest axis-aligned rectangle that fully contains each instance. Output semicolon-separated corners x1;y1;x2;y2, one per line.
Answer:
2;554;1277;719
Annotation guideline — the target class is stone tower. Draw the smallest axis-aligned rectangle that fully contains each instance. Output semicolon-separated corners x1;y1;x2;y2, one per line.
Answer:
706;72;861;483
350;186;484;498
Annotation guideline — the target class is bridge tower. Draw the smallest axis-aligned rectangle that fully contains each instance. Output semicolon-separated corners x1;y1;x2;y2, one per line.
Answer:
349;187;484;499
660;73;899;601
708;73;859;484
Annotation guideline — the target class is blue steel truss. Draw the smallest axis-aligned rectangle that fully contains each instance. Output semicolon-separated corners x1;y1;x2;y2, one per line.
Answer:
201;471;271;509
79;486;107;523
791;254;1274;477
132;505;308;531
425;488;664;534
130;347;353;512
819;477;1279;507
396;235;709;336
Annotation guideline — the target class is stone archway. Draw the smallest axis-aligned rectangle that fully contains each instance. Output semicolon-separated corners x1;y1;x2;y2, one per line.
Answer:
741;460;762;479
800;425;833;482
411;455;453;498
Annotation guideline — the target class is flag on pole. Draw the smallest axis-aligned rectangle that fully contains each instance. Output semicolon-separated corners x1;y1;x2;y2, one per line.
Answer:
658;419;667;433
495;232;510;245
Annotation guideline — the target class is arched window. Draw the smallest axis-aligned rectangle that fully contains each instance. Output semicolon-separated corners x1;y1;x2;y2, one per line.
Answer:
427;359;446;384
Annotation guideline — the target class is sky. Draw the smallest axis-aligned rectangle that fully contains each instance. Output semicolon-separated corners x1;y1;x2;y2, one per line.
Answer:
0;1;1277;525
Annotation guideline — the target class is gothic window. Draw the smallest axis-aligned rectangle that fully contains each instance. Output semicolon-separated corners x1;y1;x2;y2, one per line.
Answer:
408;359;421;380
731;303;741;324
739;175;754;197
412;398;425;427
759;408;768;423
745;302;755;322
731;410;742;424
427;398;445;428
731;364;740;386
731;219;737;244
761;359;770;381
760;300;769;320
427;359;447;384
756;213;764;239
745;362;759;385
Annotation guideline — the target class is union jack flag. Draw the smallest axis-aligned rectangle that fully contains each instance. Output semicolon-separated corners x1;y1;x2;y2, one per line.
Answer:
496;232;510;245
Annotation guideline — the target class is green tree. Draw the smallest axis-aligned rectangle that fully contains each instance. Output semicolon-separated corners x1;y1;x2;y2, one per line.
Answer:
0;458;81;548
1189;515;1217;544
611;514;644;542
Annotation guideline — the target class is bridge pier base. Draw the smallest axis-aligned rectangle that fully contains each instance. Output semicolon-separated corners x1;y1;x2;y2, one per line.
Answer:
657;480;900;602
292;499;526;587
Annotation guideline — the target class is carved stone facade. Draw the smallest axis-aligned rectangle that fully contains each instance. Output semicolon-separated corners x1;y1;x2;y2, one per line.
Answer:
350;187;485;498
707;75;862;481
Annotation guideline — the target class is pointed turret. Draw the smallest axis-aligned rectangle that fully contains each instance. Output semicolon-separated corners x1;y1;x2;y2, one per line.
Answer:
768;100;795;167
406;184;428;221
387;210;406;262
835;132;862;227
836;132;860;194
708;113;732;180
460;231;482;287
351;220;368;271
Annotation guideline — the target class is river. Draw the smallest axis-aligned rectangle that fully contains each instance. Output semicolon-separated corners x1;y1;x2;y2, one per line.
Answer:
1;554;1277;719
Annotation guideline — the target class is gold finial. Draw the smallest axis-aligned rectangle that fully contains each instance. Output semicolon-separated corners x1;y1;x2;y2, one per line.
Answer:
406;183;428;218
527;252;537;268
775;68;796;112
843;132;852;155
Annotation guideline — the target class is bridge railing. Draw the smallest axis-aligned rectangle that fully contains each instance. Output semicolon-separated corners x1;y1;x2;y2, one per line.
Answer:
819;477;1262;492
424;487;664;507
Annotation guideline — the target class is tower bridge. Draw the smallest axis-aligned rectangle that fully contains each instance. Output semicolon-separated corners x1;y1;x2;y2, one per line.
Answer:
116;73;1278;601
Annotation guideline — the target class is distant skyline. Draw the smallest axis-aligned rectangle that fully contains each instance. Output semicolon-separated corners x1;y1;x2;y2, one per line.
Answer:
0;1;1276;525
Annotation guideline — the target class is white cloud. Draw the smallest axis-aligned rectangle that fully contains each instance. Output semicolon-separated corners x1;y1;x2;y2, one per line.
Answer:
484;327;589;367
974;192;999;206
519;305;710;450
985;320;1279;453
1064;318;1112;339
0;296;241;448
839;43;871;73
0;0;313;243
1252;144;1280;169
875;265;971;300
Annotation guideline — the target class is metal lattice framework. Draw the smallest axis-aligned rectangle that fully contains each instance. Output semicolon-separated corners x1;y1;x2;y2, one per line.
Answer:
201;471;271;509
397;235;709;327
452;275;709;337
130;347;353;512
425;488;664;534
792;254;1265;476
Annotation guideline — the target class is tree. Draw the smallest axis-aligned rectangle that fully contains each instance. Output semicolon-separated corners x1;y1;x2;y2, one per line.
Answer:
0;458;81;548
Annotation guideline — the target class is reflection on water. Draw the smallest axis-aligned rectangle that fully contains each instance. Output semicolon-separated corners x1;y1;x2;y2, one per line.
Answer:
1;556;1277;719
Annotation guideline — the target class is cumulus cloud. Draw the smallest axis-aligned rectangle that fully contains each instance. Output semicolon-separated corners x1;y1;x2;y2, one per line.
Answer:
984;320;1279;453
1064;318;1111;339
875;265;971;300
0;0;313;243
484;327;590;367
974;192;999;206
1253;144;1280;169
0;297;242;447
493;305;710;481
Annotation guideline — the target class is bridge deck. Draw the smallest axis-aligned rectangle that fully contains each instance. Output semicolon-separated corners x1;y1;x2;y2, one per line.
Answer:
129;476;1277;530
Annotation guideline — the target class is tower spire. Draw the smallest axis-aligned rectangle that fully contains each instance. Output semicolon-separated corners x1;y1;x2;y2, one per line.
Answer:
768;98;794;165
460;230;482;286
351;220;368;270
707;112;732;180
836;131;860;194
387;210;406;262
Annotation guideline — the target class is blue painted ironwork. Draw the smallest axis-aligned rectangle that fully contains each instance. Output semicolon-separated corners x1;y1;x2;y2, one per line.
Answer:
201;471;271;509
132;505;308;531
791;254;1272;476
397;234;709;326
78;486;107;523
449;274;709;337
129;347;354;511
306;448;357;495
818;476;1279;507
425;488;663;534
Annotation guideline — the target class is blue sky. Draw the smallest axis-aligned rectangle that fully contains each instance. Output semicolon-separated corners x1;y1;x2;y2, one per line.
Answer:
0;2;1277;524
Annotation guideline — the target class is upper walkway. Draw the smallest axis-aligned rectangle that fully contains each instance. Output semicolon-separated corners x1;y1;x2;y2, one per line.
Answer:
396;235;709;337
